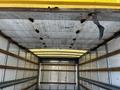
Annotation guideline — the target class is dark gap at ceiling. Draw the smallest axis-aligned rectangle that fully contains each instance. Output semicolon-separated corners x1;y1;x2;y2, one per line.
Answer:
76;30;80;34
73;38;76;41
42;43;46;45
40;37;43;40
35;29;39;33
28;18;34;23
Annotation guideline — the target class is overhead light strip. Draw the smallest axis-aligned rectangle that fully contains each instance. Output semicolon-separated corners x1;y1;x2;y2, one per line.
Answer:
37;55;80;58
34;53;82;56
30;49;87;58
30;49;87;53
34;52;83;55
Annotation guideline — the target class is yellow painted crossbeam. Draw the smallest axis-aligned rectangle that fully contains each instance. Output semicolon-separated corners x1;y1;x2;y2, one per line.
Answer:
37;55;80;58
0;0;120;9
30;49;87;58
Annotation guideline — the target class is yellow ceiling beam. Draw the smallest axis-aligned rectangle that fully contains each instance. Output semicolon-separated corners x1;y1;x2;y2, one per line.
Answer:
37;55;80;58
34;52;83;55
30;49;86;58
30;49;87;53
34;53;83;56
0;0;120;9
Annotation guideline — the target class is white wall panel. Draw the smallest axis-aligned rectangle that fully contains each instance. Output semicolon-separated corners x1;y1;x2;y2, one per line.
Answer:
0;69;4;82
97;59;107;68
8;43;19;55
108;54;120;68
66;85;75;90
98;72;109;84
59;66;67;70
107;37;120;53
99;87;106;90
86;72;91;79
26;52;31;60
39;63;76;90
33;71;37;76
4;69;16;81
0;36;8;50
58;84;65;90
31;55;35;62
40;84;50;89
90;51;97;59
59;72;66;82
86;54;90;61
14;84;22;90
91;72;98;81
97;45;106;57
16;70;24;79
111;72;120;87
50;84;58;90
67;66;75;70
0;53;7;65
18;59;25;67
29;85;36;90
79;37;120;90
91;61;97;69
50;71;58;82
92;85;99;90
7;56;18;66
85;63;91;69
3;86;14;90
67;72;75;82
0;34;39;90
42;71;50;82
19;49;26;58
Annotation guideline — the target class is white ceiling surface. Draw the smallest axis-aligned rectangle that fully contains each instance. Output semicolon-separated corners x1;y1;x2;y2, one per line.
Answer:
0;19;120;50
0;11;120;50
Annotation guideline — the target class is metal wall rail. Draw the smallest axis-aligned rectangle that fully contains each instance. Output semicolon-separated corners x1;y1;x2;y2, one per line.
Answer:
22;82;37;90
41;63;76;66
41;69;75;72
79;49;120;65
0;76;37;88
0;65;38;71
79;77;120;90
40;82;76;84
79;83;90;90
79;67;120;72
0;48;38;65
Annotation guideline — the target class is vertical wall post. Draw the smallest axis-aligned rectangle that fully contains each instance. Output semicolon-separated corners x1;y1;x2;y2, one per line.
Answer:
105;44;112;84
76;59;80;90
36;60;40;90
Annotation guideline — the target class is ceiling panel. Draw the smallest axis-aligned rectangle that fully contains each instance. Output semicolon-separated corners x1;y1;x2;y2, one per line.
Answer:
0;11;120;50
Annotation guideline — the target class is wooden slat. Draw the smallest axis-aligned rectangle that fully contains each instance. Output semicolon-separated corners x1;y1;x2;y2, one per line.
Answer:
41;63;76;66
79;67;120;72
22;82;37;90
40;82;76;84
41;69;75;72
79;83;90;90
0;65;38;71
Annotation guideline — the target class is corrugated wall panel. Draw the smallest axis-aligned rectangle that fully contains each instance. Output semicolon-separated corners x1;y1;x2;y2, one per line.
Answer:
0;34;39;90
39;62;76;90
79;36;120;90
